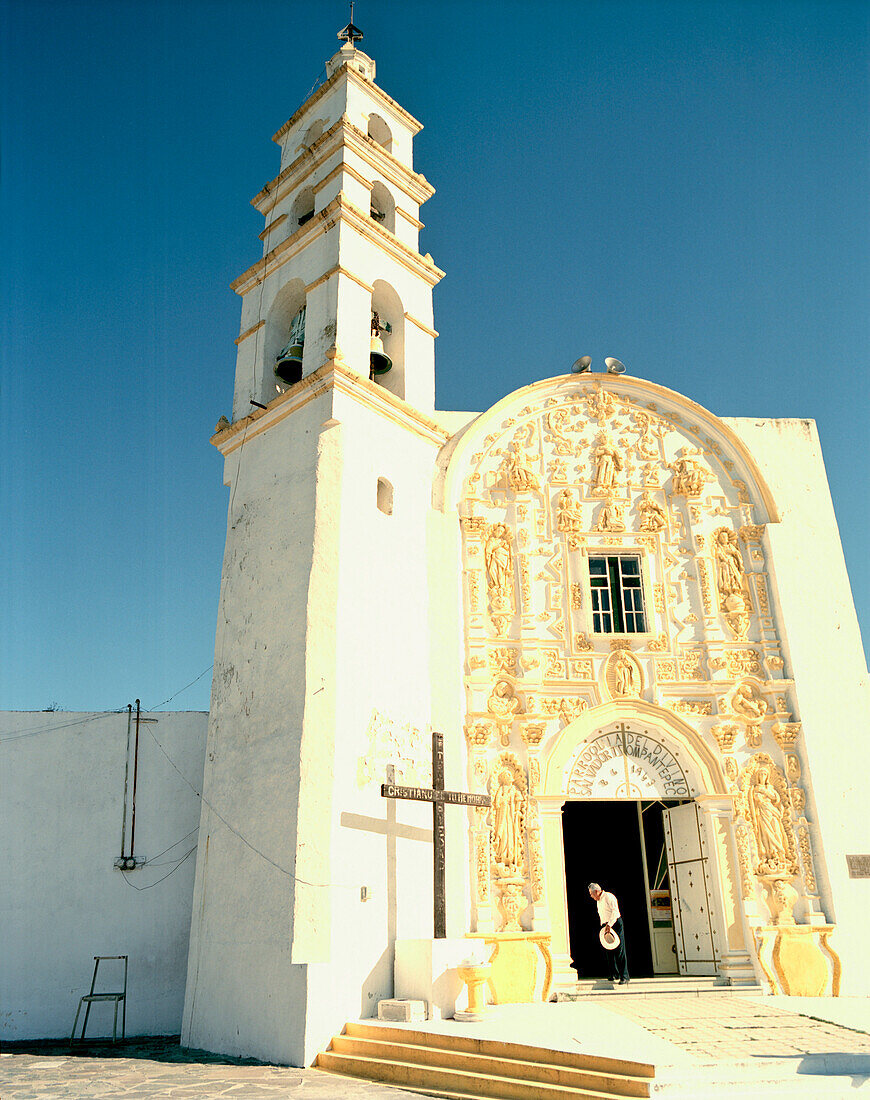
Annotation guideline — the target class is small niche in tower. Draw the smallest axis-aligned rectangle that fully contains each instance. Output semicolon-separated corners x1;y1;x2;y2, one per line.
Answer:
377;477;394;515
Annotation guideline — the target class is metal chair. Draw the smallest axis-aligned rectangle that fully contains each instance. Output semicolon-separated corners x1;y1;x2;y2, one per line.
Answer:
70;955;127;1044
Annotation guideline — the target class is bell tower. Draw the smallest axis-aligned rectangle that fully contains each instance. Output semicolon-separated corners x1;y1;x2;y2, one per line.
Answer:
184;26;455;1068
230;27;442;418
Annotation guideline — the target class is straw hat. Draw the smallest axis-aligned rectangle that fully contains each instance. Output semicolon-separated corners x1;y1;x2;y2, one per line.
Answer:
599;926;620;950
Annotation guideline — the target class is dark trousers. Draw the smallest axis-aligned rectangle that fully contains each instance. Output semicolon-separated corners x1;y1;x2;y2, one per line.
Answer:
603;916;629;981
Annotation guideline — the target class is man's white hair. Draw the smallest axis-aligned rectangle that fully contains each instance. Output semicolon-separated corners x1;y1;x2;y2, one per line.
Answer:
588;882;601;892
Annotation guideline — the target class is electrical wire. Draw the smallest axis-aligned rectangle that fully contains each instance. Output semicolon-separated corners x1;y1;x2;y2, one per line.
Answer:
147;665;213;711
141;721;355;890
120;846;197;891
142;825;199;864
0;712;111;744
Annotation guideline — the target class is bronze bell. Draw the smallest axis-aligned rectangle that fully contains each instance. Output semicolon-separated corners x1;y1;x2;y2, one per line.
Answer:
369;333;392;376
274;343;303;385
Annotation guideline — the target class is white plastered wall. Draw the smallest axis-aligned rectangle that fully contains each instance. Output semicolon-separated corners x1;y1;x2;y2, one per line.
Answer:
724;416;870;992
1;710;207;1040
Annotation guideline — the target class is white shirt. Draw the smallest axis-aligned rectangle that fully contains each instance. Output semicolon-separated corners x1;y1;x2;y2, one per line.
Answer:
596;891;620;927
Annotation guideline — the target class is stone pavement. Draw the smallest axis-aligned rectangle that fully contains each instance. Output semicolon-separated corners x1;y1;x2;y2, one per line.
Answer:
0;1038;423;1100
3;996;870;1098
597;991;870;1062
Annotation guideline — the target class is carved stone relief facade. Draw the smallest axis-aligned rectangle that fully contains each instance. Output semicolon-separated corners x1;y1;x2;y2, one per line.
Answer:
456;376;819;965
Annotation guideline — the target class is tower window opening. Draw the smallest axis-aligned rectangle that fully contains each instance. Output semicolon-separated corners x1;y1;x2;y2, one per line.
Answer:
293;187;315;228
589;555;647;633
367;114;392;152
369;181;395;234
377;477;394;515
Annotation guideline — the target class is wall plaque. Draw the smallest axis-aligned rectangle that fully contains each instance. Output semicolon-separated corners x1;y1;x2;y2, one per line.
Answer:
846;855;870;879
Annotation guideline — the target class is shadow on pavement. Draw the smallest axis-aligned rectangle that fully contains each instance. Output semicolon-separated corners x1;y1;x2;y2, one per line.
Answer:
0;1035;279;1066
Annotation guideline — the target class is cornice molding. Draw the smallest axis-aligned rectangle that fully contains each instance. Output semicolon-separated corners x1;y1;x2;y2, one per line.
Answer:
270;62;423;147
212;357;448;455
231;192;444;296
253;117;433;214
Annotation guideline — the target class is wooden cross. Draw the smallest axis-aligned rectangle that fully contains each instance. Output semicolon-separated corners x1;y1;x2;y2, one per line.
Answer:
382;731;490;939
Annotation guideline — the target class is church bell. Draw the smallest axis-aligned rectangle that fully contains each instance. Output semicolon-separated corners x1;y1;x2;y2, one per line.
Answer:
369;334;392;376
369;310;392;377
274;343;303;385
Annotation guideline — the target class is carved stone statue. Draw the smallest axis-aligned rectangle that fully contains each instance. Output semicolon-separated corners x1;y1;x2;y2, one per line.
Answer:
748;767;791;874
638;491;667;531
492;768;524;871
504;441;540;492
484;524;513;608
596;501;625;532
669;451;706;496
613;651;640;696
714;528;745;598
556;489;583;534
731;681;767;723
487;680;522;723
591;433;623;494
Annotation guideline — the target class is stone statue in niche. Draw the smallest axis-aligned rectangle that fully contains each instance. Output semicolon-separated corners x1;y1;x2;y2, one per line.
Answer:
484;524;513;605
638;491;667;531
748;766;793;876
596;501;625;532
556;489;583;535
591;432;623;495
713;528;745;598
604;649;643;699
492;768;525;872
504;440;541;492
613;651;640;695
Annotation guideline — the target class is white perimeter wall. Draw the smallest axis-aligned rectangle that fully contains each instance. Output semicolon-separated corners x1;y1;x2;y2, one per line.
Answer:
1;709;207;1039
725;418;870;992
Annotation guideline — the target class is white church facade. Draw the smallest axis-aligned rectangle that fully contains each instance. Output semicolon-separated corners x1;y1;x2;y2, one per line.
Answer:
4;32;868;1071
180;36;870;1067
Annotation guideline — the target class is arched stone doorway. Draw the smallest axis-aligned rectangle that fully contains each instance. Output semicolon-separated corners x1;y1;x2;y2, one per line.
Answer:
535;701;756;988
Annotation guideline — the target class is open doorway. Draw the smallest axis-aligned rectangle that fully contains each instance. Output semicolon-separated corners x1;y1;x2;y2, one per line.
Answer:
562;800;686;979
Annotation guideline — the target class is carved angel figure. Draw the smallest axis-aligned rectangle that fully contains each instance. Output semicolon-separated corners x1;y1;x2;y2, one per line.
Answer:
504;440;541;492
638;491;667;532
592;433;623;493
484;525;513;604
487;680;522;723
731;682;767;723
492;769;524;871
714;528;745;597
556;488;583;534
748;767;791;872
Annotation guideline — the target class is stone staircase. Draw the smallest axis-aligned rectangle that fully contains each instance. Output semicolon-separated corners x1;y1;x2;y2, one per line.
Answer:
555;976;762;999
315;1020;656;1099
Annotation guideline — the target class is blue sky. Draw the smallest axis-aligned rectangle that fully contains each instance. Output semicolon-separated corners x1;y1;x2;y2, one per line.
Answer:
2;0;867;712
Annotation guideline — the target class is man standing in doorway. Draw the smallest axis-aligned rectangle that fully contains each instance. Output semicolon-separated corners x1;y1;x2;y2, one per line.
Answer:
589;882;629;984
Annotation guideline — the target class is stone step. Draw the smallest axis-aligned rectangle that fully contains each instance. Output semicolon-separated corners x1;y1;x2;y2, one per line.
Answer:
317;1051;647;1100
555;977;761;998
329;1033;651;1097
344;1022;655;1078
316;1021;656;1100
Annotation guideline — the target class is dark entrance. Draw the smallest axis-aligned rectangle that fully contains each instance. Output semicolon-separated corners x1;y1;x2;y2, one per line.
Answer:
562;800;682;979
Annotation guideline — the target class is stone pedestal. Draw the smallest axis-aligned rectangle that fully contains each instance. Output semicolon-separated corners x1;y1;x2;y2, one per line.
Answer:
394;939;469;1019
465;932;553;1003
